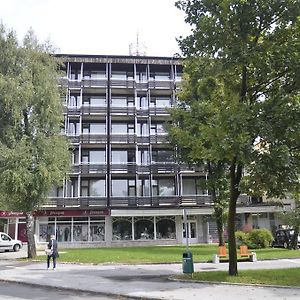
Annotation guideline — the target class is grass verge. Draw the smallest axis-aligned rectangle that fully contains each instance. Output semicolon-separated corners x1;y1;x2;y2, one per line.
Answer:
176;267;300;287
34;244;300;264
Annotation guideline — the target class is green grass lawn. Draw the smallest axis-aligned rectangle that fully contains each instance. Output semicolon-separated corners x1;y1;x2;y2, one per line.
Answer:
37;244;300;264
177;268;300;287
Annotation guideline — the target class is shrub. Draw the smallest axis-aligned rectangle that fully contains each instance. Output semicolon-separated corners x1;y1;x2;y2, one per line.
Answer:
248;229;273;248
235;228;273;249
235;231;248;246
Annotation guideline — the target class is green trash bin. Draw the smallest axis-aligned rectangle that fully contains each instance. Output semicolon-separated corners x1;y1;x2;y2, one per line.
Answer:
182;251;194;274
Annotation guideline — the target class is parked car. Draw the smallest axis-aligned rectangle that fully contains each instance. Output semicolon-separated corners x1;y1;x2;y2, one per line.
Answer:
272;229;300;249
0;232;23;252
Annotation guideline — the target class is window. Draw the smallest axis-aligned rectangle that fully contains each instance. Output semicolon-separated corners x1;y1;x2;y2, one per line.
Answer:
137;122;148;136
134;217;154;240
83;97;106;107
112;217;132;240
152;150;174;163
138;96;148;108
81;150;105;164
111;123;134;134
81;179;105;197
70;69;81;80
137;178;150;196
68;122;80;135
151;123;166;135
66;178;78;197
111;97;127;107
111;179;136;196
150;97;171;108
138;149;149;165
83;71;106;79
156;217;176;239
112;150;135;163
111;151;127;163
82;123;106;134
111;71;126;80
152;178;175;196
182;177;207;195
69;95;80;106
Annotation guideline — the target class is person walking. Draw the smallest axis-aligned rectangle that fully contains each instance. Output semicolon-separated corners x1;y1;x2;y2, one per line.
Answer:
46;234;59;270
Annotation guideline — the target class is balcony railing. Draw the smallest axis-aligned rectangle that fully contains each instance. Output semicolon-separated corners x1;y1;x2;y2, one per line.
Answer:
72;164;107;174
110;134;136;144
45;194;280;209
82;79;107;88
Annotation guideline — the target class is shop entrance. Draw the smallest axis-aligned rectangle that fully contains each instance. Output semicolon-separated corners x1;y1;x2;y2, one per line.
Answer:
182;220;198;244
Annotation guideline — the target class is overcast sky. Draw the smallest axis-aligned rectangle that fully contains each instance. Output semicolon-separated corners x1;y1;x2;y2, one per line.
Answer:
1;0;191;57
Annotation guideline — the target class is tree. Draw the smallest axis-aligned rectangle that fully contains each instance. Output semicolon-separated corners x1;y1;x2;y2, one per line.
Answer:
166;63;229;246
279;194;300;250
174;0;300;275
0;26;70;258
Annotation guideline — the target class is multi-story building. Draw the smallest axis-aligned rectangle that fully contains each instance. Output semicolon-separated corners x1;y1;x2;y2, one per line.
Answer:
2;54;292;247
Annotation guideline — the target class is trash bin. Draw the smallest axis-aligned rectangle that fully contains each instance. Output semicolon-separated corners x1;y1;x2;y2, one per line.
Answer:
182;251;194;274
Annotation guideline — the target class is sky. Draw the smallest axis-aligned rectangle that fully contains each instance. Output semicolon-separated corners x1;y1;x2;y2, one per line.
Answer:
0;0;191;57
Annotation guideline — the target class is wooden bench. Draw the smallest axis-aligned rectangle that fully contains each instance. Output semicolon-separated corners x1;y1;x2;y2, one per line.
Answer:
213;245;257;263
239;245;257;262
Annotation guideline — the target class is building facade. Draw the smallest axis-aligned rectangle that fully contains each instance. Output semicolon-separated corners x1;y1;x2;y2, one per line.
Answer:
2;55;291;247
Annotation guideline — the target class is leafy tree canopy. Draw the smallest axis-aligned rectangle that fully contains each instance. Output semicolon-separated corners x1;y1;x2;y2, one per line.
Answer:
0;25;70;213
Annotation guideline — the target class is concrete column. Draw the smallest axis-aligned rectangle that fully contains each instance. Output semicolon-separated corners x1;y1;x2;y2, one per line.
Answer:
105;216;112;246
175;215;182;244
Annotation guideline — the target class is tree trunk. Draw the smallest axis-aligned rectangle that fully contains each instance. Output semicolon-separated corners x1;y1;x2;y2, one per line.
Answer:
227;160;243;276
25;212;37;258
291;227;299;250
215;206;225;246
207;162;225;246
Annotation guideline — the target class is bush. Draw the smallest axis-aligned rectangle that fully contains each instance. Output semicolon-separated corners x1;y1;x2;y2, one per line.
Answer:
248;229;273;248
235;231;248;246
235;228;273;249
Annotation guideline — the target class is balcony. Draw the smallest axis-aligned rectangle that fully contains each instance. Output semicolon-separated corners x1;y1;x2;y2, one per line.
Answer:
44;197;107;208
150;134;168;144
81;106;107;115
110;79;134;89
110;107;136;116
80;134;107;144
72;164;107;174
149;107;169;116
110;134;136;144
149;80;174;90
110;163;137;173
150;163;178;174
82;78;107;88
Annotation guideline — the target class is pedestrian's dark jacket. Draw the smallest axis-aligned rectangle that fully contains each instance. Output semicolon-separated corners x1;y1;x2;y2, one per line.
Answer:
47;239;59;257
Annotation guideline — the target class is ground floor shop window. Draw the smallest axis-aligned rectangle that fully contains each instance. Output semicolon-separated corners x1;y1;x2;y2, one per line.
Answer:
112;216;176;241
156;217;176;239
38;216;105;242
134;217;154;240
112;217;132;240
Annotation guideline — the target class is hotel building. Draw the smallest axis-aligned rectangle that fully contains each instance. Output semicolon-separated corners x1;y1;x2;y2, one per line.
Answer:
2;55;290;247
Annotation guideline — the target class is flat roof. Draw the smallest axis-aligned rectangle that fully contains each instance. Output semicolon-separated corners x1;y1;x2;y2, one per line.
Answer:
56;54;182;65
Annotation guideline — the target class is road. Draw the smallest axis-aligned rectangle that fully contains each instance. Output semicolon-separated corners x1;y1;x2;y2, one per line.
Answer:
0;282;131;300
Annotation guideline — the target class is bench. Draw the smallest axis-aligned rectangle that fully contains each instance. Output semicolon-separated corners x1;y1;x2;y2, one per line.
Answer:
212;245;257;263
239;245;257;262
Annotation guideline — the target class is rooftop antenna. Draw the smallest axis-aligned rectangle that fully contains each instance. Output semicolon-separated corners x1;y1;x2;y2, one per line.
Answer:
129;32;147;56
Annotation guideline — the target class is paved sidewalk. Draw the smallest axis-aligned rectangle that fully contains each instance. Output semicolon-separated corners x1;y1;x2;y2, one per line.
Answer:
0;258;300;300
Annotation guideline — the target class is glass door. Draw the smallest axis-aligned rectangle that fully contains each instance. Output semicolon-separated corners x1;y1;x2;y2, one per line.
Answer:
182;220;197;244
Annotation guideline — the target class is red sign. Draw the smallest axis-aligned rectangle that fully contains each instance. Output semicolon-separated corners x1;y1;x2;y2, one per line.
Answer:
34;209;110;217
0;209;110;218
0;211;25;218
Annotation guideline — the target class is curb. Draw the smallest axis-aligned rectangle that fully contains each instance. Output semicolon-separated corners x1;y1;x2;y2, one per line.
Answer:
168;275;300;289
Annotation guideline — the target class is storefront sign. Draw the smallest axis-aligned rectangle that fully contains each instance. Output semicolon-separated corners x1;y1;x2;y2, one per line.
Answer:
35;209;110;217
0;211;25;218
